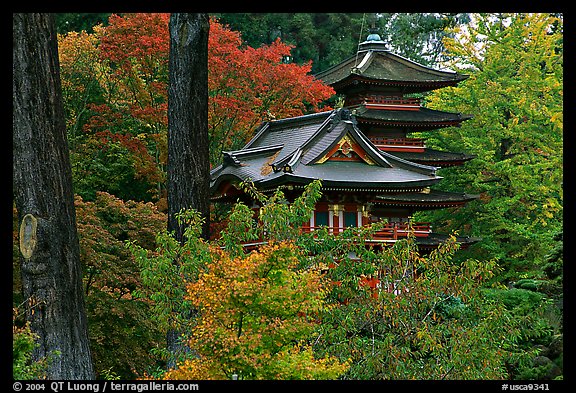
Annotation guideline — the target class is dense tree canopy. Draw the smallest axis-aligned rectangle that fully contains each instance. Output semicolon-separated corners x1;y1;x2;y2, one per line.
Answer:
126;181;517;380
421;13;563;279
417;13;563;379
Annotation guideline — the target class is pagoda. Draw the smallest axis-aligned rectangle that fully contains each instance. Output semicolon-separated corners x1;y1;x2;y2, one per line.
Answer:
210;31;479;252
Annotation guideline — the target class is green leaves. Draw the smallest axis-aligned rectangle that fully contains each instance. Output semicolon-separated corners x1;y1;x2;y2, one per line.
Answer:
417;13;563;379
425;13;563;276
312;230;519;379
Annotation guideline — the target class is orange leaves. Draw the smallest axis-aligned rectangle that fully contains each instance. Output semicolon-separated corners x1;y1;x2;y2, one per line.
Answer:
60;13;336;190
162;357;225;380
163;240;346;379
58;30;100;94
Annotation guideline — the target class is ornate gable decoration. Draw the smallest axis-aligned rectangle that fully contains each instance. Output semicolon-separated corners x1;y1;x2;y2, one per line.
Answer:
317;133;376;165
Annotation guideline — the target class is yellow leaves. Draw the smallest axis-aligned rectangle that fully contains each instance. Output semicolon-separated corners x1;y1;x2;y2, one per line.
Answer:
173;239;343;379
58;30;99;67
162;357;226;380
550;112;563;131
264;345;348;380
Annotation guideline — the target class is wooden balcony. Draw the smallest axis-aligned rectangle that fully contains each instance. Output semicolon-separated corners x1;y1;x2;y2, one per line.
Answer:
238;222;432;250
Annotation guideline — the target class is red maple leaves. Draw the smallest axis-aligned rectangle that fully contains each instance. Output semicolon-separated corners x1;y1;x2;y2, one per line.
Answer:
60;13;335;201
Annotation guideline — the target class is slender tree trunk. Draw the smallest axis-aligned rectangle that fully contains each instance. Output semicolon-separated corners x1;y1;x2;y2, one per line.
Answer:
13;13;95;379
166;12;210;368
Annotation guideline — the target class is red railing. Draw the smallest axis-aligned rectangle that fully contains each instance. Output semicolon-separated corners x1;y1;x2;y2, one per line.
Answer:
368;137;426;152
238;222;432;249
301;222;431;240
347;96;421;107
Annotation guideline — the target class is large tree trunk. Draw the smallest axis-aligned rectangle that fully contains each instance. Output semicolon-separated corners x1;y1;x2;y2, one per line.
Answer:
13;13;95;379
168;13;210;241
166;13;210;369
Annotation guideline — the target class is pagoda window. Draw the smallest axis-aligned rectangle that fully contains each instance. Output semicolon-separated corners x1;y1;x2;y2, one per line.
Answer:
344;211;358;228
315;211;329;227
307;204;331;233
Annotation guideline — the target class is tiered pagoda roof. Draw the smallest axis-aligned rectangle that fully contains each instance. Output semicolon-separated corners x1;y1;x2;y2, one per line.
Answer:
351;105;472;129
390;148;475;167
314;37;469;94
373;189;478;210
314;33;476;167
210;108;479;249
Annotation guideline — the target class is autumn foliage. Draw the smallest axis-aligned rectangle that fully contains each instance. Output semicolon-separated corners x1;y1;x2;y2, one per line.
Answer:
207;20;334;163
57;13;335;204
164;242;346;380
129;183;347;380
13;13;563;381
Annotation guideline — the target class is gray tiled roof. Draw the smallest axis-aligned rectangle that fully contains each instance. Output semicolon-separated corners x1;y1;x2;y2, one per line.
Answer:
391;148;476;164
210;108;442;194
413;233;481;249
283;162;438;187
245;111;333;164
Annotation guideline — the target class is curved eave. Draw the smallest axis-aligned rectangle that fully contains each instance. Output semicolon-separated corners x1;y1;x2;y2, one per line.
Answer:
407;158;475;168
257;172;439;191
315;49;468;89
372;199;477;210
355;116;472;129
332;75;464;94
314;53;364;84
209;172;245;198
414;233;481;250
373;190;480;209
381;50;469;81
351;106;472;128
389;149;477;167
373;200;473;209
359;120;465;129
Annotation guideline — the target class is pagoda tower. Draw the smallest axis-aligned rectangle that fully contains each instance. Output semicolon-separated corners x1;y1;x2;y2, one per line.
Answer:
314;30;476;168
210;32;479;253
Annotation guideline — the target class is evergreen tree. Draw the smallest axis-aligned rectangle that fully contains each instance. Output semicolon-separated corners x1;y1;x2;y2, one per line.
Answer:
215;13;471;72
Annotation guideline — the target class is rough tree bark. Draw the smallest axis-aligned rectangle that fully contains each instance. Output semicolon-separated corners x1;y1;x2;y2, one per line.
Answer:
166;12;210;368
13;13;95;379
168;12;210;241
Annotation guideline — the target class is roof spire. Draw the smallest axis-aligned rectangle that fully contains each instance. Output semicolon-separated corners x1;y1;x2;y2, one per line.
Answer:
359;23;387;51
366;26;382;42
